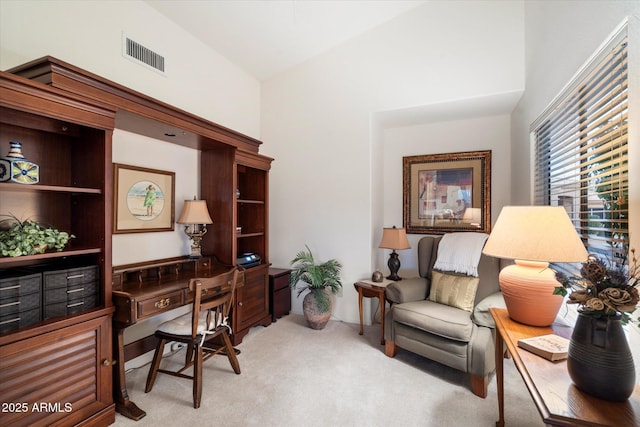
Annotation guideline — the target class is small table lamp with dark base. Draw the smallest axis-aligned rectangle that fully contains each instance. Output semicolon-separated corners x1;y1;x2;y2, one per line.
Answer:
379;226;410;281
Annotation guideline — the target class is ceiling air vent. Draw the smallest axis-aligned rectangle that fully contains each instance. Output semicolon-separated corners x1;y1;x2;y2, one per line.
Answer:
123;34;165;74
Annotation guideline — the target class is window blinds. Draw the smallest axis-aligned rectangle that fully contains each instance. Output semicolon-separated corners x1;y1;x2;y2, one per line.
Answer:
532;29;628;265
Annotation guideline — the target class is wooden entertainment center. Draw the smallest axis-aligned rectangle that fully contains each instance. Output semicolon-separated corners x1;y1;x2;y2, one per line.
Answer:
0;57;273;426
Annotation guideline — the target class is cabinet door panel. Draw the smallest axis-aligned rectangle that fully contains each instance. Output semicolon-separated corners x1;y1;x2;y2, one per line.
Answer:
236;269;268;331
0;315;112;427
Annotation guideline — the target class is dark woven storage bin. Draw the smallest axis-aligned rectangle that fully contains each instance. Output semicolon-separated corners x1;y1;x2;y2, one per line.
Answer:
0;292;41;315
0;307;41;333
0;273;41;298
44;286;69;304
44;265;99;289
44;301;67;319
44;295;99;320
67;295;97;315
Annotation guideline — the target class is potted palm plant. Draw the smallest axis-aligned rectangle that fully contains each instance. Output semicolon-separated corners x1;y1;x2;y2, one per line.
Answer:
290;245;343;329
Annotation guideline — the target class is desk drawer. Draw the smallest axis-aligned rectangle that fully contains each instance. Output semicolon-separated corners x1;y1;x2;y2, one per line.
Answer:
137;290;184;318
195;258;211;273
271;274;290;292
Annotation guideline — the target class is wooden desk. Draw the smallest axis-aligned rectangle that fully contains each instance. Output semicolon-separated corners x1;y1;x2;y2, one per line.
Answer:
354;279;393;345
490;308;640;427
111;257;241;421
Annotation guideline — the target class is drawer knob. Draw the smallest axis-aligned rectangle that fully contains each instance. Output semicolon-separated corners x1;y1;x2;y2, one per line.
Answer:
238;301;243;307
155;298;171;309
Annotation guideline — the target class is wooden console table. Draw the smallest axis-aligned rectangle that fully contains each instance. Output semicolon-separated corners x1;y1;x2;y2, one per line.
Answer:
490;307;640;427
111;257;241;421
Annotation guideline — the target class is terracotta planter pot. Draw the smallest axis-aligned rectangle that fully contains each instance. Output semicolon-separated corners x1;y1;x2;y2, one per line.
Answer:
302;289;333;330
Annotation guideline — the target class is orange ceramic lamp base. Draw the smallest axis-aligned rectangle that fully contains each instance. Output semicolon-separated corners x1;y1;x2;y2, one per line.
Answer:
499;260;563;327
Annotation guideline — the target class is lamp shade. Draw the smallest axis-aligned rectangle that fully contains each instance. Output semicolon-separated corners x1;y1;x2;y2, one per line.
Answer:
482;206;587;262
379;226;410;250
177;199;213;224
482;206;588;326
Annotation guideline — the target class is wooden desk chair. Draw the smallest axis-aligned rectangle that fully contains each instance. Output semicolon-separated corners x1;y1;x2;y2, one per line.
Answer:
145;268;240;408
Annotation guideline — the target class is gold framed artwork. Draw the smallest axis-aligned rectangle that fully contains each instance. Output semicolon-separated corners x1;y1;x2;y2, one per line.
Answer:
403;150;491;234
113;163;175;234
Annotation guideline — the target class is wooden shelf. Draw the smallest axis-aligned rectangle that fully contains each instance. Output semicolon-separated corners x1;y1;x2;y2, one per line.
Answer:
237;232;264;238
237;199;264;204
0;182;102;194
0;247;102;266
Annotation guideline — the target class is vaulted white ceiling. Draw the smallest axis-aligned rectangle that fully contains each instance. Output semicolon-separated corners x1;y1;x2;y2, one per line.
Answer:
145;0;426;81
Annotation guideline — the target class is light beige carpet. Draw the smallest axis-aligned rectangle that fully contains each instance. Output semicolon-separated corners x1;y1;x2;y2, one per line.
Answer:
115;314;544;426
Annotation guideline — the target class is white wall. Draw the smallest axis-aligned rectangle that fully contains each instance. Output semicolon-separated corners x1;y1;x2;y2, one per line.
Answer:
511;0;640;251
112;130;199;265
0;0;261;264
0;0;260;139
381;114;512;274
262;1;525;324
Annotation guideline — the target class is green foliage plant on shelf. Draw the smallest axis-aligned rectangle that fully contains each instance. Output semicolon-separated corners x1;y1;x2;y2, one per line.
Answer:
554;248;639;326
290;245;343;313
0;214;75;257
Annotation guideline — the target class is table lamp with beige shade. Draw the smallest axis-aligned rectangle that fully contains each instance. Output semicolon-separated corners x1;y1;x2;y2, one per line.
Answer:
177;198;213;259
379;226;411;281
482;206;588;326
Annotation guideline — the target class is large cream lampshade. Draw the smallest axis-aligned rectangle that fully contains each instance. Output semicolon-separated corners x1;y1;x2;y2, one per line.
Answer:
482;206;588;326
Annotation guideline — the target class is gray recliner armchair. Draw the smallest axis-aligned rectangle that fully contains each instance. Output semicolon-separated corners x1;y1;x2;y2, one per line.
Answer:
384;235;504;398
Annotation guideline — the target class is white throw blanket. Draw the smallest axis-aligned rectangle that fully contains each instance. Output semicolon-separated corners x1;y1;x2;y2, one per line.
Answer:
433;232;489;277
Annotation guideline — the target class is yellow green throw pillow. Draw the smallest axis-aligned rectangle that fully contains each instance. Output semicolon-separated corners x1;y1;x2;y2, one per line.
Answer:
428;270;479;312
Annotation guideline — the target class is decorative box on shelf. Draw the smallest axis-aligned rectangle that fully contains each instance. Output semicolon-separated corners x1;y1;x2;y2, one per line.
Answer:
0;141;39;184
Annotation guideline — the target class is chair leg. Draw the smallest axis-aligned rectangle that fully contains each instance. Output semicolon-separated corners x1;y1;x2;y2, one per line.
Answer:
384;340;397;357
145;338;167;393
193;345;203;409
185;343;195;367
470;373;489;398
222;332;241;374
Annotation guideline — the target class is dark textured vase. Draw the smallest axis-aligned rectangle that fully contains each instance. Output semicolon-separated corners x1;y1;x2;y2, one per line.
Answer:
567;313;635;401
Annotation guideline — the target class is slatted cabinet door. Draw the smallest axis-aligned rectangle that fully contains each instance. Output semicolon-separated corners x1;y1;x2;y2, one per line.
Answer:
0;314;113;427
